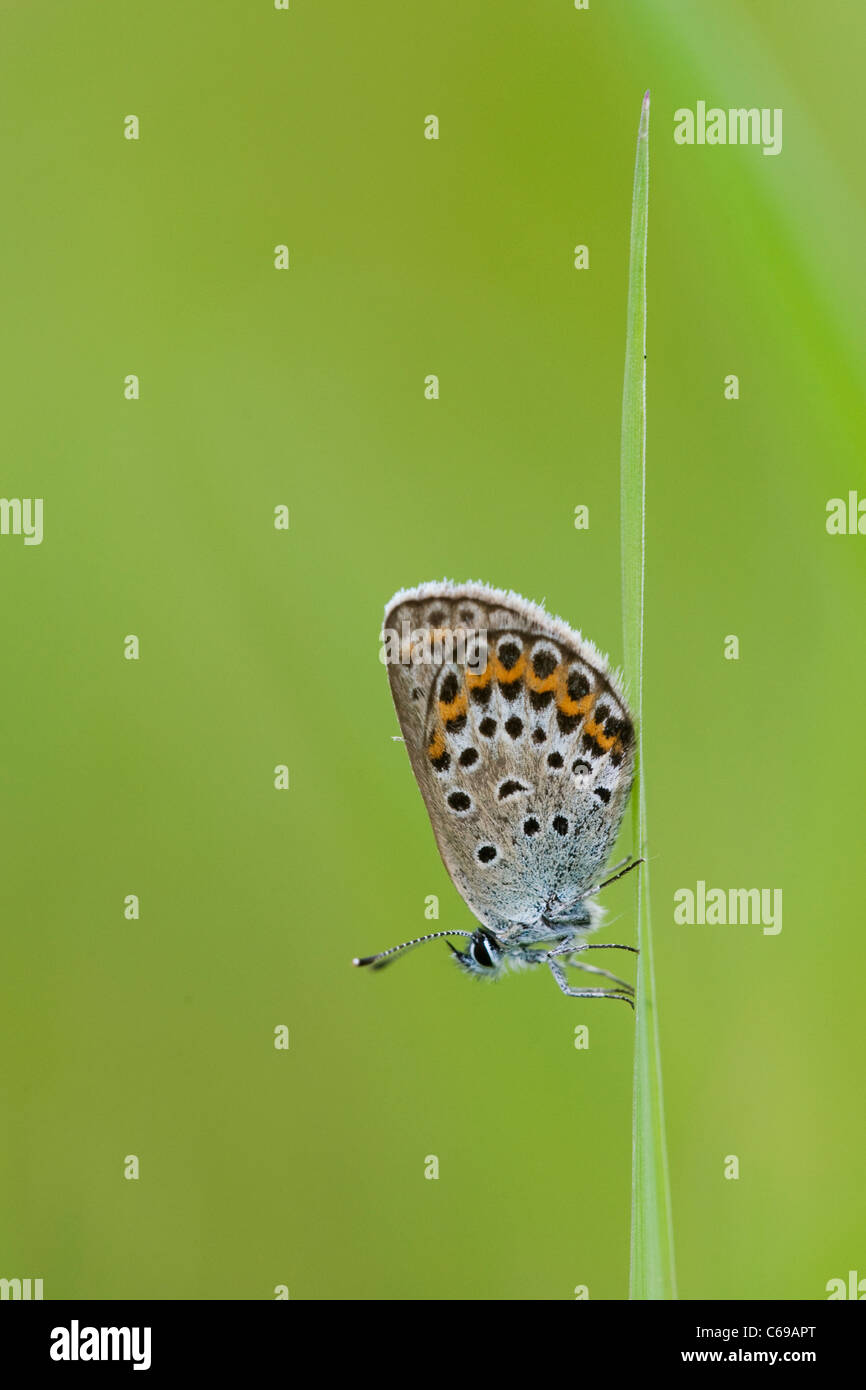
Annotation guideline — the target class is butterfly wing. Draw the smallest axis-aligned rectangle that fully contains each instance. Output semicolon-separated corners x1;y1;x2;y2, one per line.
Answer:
383;582;636;934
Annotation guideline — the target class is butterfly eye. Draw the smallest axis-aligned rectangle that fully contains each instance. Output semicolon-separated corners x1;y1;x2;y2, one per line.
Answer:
471;936;495;969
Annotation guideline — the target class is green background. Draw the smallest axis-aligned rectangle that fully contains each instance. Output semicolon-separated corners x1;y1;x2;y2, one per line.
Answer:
1;1;863;1301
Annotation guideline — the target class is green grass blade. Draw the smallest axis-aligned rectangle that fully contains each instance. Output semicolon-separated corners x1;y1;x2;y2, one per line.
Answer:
620;91;677;1301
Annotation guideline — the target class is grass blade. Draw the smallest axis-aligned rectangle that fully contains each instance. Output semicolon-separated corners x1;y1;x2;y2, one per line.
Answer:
620;90;677;1300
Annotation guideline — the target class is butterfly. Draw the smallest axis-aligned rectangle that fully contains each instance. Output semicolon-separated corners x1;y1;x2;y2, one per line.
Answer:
354;581;640;1005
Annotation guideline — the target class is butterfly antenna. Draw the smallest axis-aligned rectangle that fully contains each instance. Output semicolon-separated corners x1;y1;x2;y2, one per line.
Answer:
353;930;472;970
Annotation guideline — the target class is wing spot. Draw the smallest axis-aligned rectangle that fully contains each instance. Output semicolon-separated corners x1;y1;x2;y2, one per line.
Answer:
504;716;524;739
477;844;498;864
427;731;450;772
547;752;564;770
531;649;557;679
495;640;526;698
479;717;497;737
447;791;472;814
440;671;459;703
523;817;540;837
594;787;611;804
498;779;530;800
459;748;479;768
497;640;521;670
530;690;554;709
567;670;591;702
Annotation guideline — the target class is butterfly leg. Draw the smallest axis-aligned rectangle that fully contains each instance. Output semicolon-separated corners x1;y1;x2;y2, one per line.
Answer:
548;958;634;1008
595;856;644;892
548;948;634;993
542;935;638;956
574;942;639;954
599;854;634;878
553;950;633;995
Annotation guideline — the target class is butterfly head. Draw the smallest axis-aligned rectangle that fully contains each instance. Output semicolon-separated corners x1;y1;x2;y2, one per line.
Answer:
448;928;506;979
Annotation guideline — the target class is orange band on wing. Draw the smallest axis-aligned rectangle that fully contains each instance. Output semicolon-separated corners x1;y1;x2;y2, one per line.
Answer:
493;651;527;684
526;662;562;694
582;717;616;751
437;691;468;723
556;677;596;719
466;664;492;691
427;730;446;760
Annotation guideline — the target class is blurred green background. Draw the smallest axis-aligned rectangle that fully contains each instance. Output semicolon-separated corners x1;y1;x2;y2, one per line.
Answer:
1;1;863;1300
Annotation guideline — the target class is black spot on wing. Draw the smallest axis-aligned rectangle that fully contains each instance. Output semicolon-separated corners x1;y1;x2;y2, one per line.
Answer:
440;671;459;703
498;779;529;800
531;649;557;679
